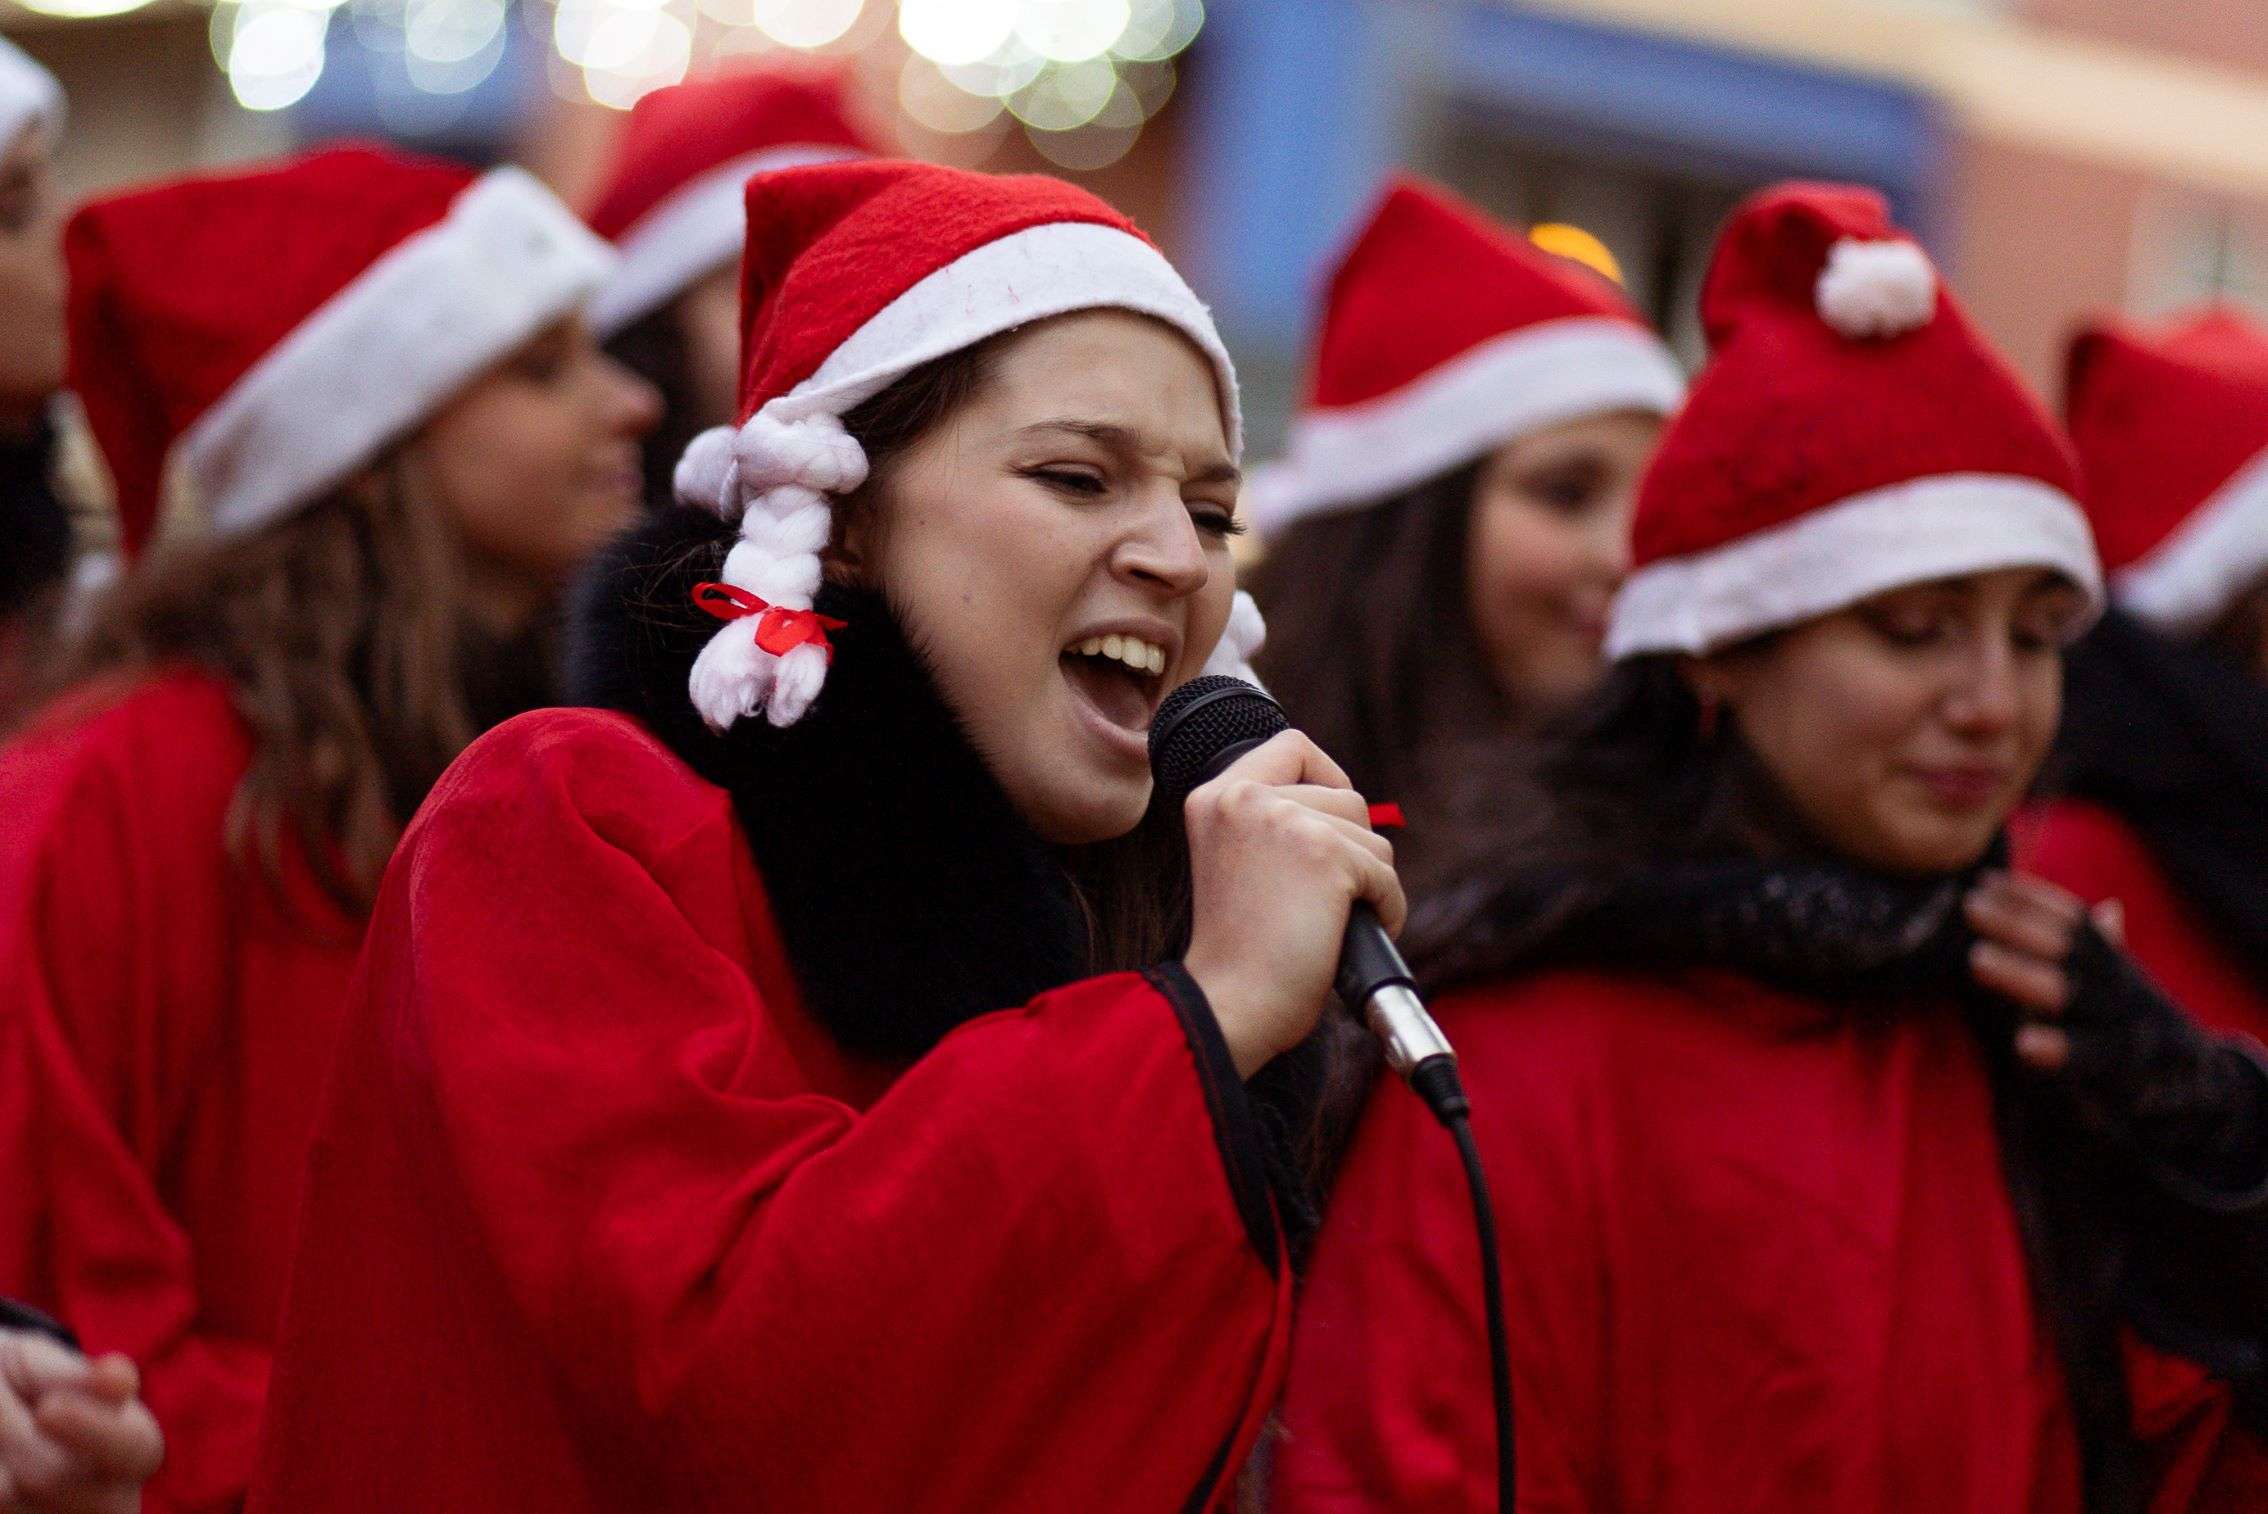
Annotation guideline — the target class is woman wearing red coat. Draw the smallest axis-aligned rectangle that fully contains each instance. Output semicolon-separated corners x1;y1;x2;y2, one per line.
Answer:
0;146;657;1511
250;160;1401;1511
1275;185;2268;1513
2017;310;2268;1043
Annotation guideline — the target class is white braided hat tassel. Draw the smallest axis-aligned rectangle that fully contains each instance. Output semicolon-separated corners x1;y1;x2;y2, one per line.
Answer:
678;409;868;732
1201;588;1268;689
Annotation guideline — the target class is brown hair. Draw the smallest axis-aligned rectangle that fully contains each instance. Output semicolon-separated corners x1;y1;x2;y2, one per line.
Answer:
40;460;479;915
1249;463;1516;878
2202;572;2268;675
605;302;710;512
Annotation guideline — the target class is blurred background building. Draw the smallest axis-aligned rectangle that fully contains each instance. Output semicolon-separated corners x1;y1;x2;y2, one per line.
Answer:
9;0;2268;450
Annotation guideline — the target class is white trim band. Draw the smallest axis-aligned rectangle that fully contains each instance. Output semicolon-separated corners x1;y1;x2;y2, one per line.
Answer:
176;168;614;539
589;143;859;338
2115;442;2268;635
1606;473;2104;658
1246;316;1685;537
0;38;61;151
768;219;1241;457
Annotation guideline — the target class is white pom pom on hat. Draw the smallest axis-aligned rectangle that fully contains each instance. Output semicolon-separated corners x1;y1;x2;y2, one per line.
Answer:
678;158;1248;733
1815;236;1938;340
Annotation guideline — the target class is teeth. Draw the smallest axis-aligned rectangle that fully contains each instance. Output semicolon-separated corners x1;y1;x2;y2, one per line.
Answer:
1067;634;1166;678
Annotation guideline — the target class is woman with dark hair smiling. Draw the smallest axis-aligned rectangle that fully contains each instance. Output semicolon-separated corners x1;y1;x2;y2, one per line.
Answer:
251;161;1398;1512
1275;185;2268;1513
1248;178;1682;879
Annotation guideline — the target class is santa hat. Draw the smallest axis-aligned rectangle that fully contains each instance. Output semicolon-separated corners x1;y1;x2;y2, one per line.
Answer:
1246;177;1685;538
1607;182;2100;659
2066;308;2268;634
0;38;61;152
66;143;612;559
584;66;876;338
675;158;1262;732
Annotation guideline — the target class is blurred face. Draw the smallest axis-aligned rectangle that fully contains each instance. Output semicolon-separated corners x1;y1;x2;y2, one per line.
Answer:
409;317;660;620
857;310;1239;845
0;128;64;419
1694;568;2089;875
1465;410;1660;708
673;262;742;434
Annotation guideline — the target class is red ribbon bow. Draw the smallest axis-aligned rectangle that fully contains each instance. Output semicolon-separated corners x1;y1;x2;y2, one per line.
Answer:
691;582;847;661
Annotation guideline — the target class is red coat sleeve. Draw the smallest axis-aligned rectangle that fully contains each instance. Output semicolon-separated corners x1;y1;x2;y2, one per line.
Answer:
257;714;1291;1510
0;688;271;1514
1274;991;1610;1514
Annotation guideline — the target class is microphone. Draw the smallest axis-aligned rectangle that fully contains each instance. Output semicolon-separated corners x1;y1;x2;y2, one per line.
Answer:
1149;675;1461;1100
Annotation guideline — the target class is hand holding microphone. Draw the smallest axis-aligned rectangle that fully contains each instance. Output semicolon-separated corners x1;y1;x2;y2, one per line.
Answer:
1175;724;1405;1078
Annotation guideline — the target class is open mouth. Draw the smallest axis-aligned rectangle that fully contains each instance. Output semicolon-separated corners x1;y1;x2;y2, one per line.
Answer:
1060;632;1168;735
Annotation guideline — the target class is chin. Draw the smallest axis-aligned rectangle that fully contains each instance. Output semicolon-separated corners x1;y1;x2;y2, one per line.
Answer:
1864;817;2003;877
1023;778;1151;846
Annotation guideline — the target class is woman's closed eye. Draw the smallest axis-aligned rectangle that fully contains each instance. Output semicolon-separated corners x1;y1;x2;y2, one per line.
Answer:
1024;464;1109;497
1189;503;1245;539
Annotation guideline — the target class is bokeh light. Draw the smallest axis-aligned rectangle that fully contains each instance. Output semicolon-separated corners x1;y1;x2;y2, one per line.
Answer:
898;0;1018;68
228;2;331;110
1013;0;1126;65
751;0;862;49
1008;54;1114;131
898;53;1003;135
1530;223;1626;285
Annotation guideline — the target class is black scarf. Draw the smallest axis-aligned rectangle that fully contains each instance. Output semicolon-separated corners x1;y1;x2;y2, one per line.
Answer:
1421;854;2268;1514
0;414;68;620
562;505;1089;1062
2055;608;2268;994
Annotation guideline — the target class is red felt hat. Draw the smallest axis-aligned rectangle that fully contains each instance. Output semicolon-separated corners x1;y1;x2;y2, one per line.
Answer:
1247;176;1684;538
2065;307;2268;633
1607;182;2099;659
583;65;876;337
672;158;1254;732
67;143;611;559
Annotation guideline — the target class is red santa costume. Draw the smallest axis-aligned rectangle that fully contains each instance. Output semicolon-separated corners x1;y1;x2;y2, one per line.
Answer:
1274;185;2268;1514
0;145;612;1512
250;159;1287;1512
2017;310;2268;1043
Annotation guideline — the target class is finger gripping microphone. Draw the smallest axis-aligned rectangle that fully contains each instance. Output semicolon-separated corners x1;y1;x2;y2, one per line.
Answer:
1149;675;1464;1117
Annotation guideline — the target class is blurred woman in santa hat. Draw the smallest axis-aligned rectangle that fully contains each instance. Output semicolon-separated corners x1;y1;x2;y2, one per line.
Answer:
2018;311;2268;1048
1276;184;2268;1514
252;158;1391;1512
584;64;877;507
1248;177;1682;882
0;143;656;1511
0;36;73;724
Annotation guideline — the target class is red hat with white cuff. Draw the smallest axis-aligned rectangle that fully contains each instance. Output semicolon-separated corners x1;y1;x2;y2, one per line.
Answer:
65;143;613;560
2066;307;2268;635
673;158;1261;732
1608;182;2099;659
1246;176;1685;539
583;66;876;339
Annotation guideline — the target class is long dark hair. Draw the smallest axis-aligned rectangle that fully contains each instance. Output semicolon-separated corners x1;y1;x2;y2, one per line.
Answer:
1409;653;1817;992
605;303;712;511
1250;461;1511;819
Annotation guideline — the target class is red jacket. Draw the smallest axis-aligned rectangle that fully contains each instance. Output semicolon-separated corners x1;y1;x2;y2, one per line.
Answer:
1274;967;2268;1512
2017;799;2268;1046
248;707;1294;1511
0;669;363;1514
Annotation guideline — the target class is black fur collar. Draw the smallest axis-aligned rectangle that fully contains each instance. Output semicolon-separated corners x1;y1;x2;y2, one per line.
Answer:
564;506;1089;1061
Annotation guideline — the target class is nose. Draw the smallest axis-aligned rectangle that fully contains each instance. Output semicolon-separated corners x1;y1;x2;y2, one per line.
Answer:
1111;488;1211;599
601;353;664;440
1941;634;2021;737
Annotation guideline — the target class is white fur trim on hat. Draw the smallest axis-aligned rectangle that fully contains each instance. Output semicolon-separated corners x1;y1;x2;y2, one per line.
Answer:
682;218;1239;732
1606;473;2103;658
175;167;613;540
2116;442;2268;635
0;39;62;150
589;143;859;338
1199;588;1267;688
1816;238;1938;340
1246;316;1684;538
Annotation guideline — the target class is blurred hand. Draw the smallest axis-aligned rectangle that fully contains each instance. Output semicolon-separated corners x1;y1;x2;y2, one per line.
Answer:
0;1330;161;1514
1181;730;1405;1078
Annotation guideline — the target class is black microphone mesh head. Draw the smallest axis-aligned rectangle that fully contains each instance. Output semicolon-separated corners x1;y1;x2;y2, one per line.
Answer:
1148;675;1290;805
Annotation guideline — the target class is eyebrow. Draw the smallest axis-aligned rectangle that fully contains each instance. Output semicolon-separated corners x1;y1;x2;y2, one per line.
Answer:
1018;419;1241;487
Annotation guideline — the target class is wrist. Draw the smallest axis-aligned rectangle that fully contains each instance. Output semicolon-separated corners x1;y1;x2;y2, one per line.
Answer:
1180;955;1276;1079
